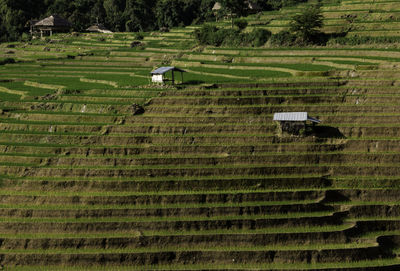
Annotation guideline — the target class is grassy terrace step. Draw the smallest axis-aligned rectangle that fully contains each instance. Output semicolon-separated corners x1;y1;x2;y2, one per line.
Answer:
347;205;400;218
0;202;330;219
0;143;346;156
4;261;400;271
0;112;125;123
0;227;352;250
0;123;274;134
147;96;400;106
154;87;398;97
6;113;400;125
347;220;400;235
0;164;396;179
0;243;387;267
3;127;400;143
1;101;134;115
202;48;400;58
0;134;282;146
0;139;392;154
5;153;400;167
5;164;400;178
0;176;332;192
0;212;343;234
144;104;400;115
0;189;326;205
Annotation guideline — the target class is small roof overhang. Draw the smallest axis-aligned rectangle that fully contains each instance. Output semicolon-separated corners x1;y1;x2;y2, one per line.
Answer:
273;112;321;124
151;66;186;75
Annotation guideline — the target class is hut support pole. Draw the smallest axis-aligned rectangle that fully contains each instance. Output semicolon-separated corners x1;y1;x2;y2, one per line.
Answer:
181;72;183;84
172;71;175;85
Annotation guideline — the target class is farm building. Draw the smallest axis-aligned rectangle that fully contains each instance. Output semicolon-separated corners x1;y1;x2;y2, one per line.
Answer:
273;112;320;134
212;1;262;14
34;15;71;37
86;24;113;34
151;67;186;85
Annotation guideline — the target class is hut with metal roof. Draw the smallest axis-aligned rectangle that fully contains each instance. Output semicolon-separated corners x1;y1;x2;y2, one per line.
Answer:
86;24;113;34
273;112;320;134
34;15;71;37
150;67;186;85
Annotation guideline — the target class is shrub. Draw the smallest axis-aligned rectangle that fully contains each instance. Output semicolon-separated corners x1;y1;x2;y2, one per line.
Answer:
0;58;15;65
248;28;272;47
233;18;248;31
220;28;242;46
21;33;31;42
134;32;144;40
269;31;296;46
194;24;219;45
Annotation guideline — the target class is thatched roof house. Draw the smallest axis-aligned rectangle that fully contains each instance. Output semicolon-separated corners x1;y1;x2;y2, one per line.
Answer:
86;24;113;34
212;2;222;11
34;15;71;37
212;1;262;13
247;1;262;13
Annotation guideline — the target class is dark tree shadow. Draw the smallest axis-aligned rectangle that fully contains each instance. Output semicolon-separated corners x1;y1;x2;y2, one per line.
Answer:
310;125;346;139
182;80;205;85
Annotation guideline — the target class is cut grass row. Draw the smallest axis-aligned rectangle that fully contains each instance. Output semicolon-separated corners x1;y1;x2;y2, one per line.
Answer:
0;242;378;253
0;212;335;223
0;224;353;239
4;259;400;270
0;199;320;210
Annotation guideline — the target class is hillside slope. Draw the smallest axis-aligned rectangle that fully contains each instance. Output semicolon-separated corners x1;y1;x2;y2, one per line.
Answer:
2;0;400;270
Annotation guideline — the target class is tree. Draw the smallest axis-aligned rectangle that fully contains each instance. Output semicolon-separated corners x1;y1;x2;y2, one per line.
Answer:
289;5;324;43
155;0;183;29
0;0;46;41
124;0;156;32
103;0;126;31
220;0;248;27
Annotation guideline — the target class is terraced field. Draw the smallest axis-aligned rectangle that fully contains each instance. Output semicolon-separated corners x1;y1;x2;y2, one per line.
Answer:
2;0;400;270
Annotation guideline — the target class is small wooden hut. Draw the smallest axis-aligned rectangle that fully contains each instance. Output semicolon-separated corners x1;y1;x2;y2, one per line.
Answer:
212;1;262;16
86;24;113;34
273;112;320;134
150;67;186;85
34;15;71;37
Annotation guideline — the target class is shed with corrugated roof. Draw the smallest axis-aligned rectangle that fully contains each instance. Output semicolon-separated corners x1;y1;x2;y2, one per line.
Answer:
150;67;186;85
273;112;320;134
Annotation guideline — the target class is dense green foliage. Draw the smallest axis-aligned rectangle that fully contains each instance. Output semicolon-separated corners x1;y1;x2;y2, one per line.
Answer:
194;24;271;47
0;0;304;42
289;5;324;43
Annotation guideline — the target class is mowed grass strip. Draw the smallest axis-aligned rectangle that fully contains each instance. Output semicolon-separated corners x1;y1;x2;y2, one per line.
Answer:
0;212;334;223
0;199;319;210
0;241;377;254
0;224;352;239
4;259;400;270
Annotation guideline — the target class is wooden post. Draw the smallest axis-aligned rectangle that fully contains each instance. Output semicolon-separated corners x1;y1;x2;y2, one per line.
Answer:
181;72;184;84
171;70;175;85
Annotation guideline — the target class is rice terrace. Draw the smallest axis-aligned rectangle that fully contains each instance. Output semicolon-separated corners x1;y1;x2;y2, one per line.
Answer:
2;0;400;270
